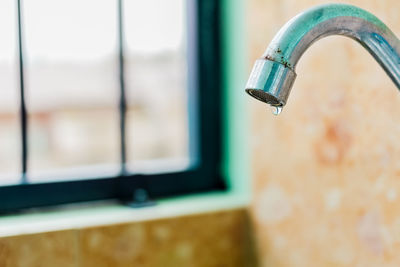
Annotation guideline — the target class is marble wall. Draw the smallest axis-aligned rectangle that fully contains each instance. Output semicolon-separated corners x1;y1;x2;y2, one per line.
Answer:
0;209;257;267
248;0;400;266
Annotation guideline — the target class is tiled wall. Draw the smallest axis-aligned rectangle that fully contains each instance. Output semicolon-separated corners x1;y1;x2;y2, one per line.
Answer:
248;0;400;266
0;209;257;267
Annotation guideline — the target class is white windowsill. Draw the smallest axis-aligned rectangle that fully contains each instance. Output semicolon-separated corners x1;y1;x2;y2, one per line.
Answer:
0;191;249;238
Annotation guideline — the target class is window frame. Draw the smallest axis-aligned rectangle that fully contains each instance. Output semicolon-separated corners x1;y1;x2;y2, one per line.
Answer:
0;0;225;213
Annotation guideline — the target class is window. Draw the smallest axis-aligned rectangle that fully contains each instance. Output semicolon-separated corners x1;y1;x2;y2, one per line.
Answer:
0;0;224;213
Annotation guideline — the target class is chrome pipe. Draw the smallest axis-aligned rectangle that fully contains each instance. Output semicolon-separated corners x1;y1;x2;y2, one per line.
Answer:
245;3;400;108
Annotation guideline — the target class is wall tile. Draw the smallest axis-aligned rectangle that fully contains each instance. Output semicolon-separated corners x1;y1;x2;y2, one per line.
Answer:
0;230;78;267
0;209;255;267
78;209;256;267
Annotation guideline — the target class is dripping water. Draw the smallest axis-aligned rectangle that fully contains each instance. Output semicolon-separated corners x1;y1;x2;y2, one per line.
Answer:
271;105;282;115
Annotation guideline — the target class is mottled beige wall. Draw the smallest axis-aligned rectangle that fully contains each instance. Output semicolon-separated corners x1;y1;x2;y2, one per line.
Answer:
248;0;400;266
0;209;257;267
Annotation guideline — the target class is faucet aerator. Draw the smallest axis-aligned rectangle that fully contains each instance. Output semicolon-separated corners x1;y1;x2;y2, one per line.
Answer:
245;58;296;107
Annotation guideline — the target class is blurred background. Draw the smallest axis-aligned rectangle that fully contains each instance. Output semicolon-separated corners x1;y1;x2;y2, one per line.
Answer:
1;0;400;266
0;0;189;182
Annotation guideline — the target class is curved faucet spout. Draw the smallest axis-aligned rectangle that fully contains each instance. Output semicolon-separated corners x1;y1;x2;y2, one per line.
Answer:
245;3;400;107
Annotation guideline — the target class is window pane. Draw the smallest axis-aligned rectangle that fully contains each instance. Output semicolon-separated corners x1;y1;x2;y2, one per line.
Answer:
0;0;20;184
124;0;190;172
23;0;120;181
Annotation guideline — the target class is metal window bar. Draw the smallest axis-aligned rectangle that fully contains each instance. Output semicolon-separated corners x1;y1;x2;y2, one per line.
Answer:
16;0;28;184
117;0;127;175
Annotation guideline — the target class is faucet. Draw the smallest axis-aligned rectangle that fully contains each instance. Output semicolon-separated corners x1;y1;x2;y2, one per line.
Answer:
245;3;400;113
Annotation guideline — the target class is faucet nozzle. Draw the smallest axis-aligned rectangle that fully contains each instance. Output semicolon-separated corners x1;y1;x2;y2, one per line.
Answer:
245;58;296;107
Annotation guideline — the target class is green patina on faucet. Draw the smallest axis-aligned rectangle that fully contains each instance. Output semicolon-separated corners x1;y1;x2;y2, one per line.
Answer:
245;3;400;111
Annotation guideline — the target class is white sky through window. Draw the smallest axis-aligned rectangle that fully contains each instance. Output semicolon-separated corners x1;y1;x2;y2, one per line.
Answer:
11;0;185;62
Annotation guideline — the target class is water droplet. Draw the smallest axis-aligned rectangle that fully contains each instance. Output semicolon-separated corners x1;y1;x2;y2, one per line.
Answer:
271;105;282;116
